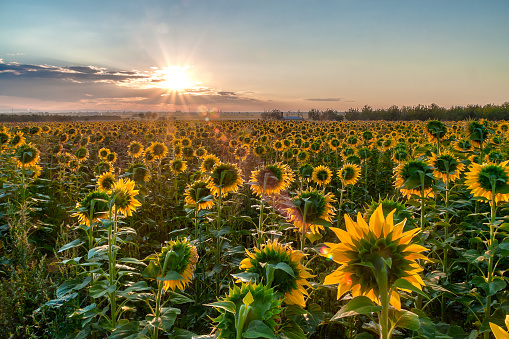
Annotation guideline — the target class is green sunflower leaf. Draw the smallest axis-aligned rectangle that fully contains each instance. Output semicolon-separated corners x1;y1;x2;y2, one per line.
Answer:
331;296;382;320
390;309;420;331
393;278;429;299
232;272;260;282
205;301;236;314
157;270;184;281
243;320;277;339
274;262;295;278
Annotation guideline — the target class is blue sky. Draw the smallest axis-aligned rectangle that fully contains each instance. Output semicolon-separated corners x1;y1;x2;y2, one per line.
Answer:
1;0;508;112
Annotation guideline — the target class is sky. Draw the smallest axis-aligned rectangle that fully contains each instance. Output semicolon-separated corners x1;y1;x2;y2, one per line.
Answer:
0;0;508;113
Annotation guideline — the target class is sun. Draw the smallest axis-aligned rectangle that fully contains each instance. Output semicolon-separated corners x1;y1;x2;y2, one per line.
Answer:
158;66;194;91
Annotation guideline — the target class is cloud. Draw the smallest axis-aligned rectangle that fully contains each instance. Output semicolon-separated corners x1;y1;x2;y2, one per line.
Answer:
303;98;342;102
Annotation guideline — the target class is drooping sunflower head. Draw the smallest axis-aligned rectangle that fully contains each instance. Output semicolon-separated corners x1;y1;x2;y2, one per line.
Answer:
234;146;250;161
127;162;150;183
184;180;214;210
195;146;207;158
208;162;244;196
14;143;40;168
394;160;435;199
110;178;141;217
428;152;465;183
97;172;115;193
321;205;427;310
337;162;361;186
250;163;294;197
157;238;198;292
182;146;195;160
286;190;336;235
239;239;314;307
94;160;113;175
312;165;333;186
201;154;221;173
210;282;281;339
426;120;447;141
465;160;509;205
73;190;111;226
0;130;10;146
128;141;144;158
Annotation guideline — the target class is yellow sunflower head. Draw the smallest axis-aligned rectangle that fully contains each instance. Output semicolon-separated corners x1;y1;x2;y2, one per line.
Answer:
465;160;509;205
208;162;244;196
98;147;110;160
170;158;187;174
128;141;144;158
426;120;447;141
394;160;435;199
465;120;491;148
106;151;117;164
14;143;40;168
337;163;361;186
110;178;141;217
428;152;465;183
312;165;333;186
97;172;115;193
154;238;198;292
201;154;221;173
10;131;25;148
286;190;336;235
127;162;150;183
239;239;314;308
75;146;89;163
73;190;111;226
320;205;427;310
250;163;294;197
184;180;215;210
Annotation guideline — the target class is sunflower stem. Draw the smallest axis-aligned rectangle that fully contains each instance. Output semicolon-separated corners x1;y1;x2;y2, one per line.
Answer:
484;177;497;339
378;262;390;339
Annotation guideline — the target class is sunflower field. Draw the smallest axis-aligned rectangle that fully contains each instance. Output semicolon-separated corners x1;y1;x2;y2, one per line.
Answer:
1;118;509;339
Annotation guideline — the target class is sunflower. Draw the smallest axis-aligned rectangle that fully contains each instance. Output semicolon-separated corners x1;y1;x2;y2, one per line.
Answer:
250;163;294;197
365;197;416;231
252;145;267;157
97;172;116;193
170;158;187;174
310;165;332;186
195;146;207;158
286;190;336;235
428;152;465;183
394;160;435;199
239;239;314;307
144;148;155;163
127;162;150;183
209;282;281;339
234;146;250;161
73;190;111;225
321;205;427;310
157;238;198;292
298;163;314;181
208;163;244;196
75;146;89;163
0;130;10;147
110;178;141;217
465;160;509;205
426;120;447;141
127;141;144;158
10;131;25;147
14;143;40;168
94;160;113;175
98;147;110;160
184;180;215;210
201;154;221;173
465;120;491;148
106;152;117;164
337;163;361;186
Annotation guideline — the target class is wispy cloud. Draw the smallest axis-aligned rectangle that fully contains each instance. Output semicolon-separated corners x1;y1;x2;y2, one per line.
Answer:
303;98;342;102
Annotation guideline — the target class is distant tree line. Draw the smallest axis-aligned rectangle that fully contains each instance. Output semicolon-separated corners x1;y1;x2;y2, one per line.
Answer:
0;114;123;123
308;108;344;121
344;102;509;121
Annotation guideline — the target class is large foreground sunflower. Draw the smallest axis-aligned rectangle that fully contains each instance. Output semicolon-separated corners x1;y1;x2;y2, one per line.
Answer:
239;239;314;307
321;205;427;310
465;160;509;204
250;163;294;197
110;178;141;217
286;190;336;235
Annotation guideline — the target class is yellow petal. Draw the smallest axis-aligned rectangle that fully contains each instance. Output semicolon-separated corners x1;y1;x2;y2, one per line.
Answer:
345;214;361;240
490;322;509;339
330;227;354;246
390;290;401;311
369;205;385;237
405;244;428;253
